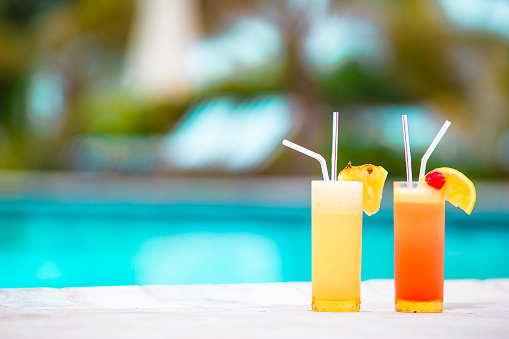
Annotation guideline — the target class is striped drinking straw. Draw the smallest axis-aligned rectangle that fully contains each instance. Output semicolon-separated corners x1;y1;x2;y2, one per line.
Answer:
402;115;412;187
331;112;339;181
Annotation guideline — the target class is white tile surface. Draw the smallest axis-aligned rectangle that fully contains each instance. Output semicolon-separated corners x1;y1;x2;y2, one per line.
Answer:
1;280;509;338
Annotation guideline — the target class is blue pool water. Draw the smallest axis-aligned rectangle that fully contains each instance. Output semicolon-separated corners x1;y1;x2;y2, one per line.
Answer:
0;201;508;288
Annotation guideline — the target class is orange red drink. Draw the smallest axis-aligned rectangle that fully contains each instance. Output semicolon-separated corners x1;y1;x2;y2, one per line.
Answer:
393;182;445;313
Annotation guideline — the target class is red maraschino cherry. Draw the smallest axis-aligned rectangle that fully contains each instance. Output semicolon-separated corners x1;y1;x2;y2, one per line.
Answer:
425;170;446;189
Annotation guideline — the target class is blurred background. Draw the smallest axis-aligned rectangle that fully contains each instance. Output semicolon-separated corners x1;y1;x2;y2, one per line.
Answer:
0;0;508;288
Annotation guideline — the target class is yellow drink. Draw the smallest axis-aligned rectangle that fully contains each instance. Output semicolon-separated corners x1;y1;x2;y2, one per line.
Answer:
311;181;363;312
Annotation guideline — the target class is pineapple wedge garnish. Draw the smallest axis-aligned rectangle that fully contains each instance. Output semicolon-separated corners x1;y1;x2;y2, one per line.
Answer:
337;162;388;216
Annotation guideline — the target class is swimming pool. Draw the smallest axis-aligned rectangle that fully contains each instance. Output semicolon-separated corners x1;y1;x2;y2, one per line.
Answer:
0;176;508;288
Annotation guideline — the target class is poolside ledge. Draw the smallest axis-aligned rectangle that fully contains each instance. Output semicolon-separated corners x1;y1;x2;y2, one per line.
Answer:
1;279;508;338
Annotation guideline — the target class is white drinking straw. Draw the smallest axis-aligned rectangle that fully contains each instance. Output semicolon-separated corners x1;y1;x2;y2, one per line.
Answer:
418;120;451;181
331;112;339;181
402;115;412;186
282;139;330;181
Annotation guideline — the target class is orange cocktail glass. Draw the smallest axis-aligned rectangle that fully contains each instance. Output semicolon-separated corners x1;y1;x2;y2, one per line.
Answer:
393;181;445;313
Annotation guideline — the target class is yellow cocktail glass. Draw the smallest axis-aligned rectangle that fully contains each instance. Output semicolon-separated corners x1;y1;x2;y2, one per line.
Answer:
311;181;363;312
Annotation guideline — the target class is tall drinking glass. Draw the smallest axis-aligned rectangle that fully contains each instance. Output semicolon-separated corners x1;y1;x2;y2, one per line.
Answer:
311;181;363;312
393;182;445;313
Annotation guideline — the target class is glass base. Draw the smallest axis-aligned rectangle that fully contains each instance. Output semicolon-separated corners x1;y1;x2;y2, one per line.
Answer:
312;297;360;312
395;299;443;313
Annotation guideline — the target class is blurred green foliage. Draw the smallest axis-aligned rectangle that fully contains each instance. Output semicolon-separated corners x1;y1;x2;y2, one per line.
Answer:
0;0;508;178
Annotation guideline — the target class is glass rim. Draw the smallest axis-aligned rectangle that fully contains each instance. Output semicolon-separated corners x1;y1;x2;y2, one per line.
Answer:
393;181;433;188
393;181;428;184
311;180;362;185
